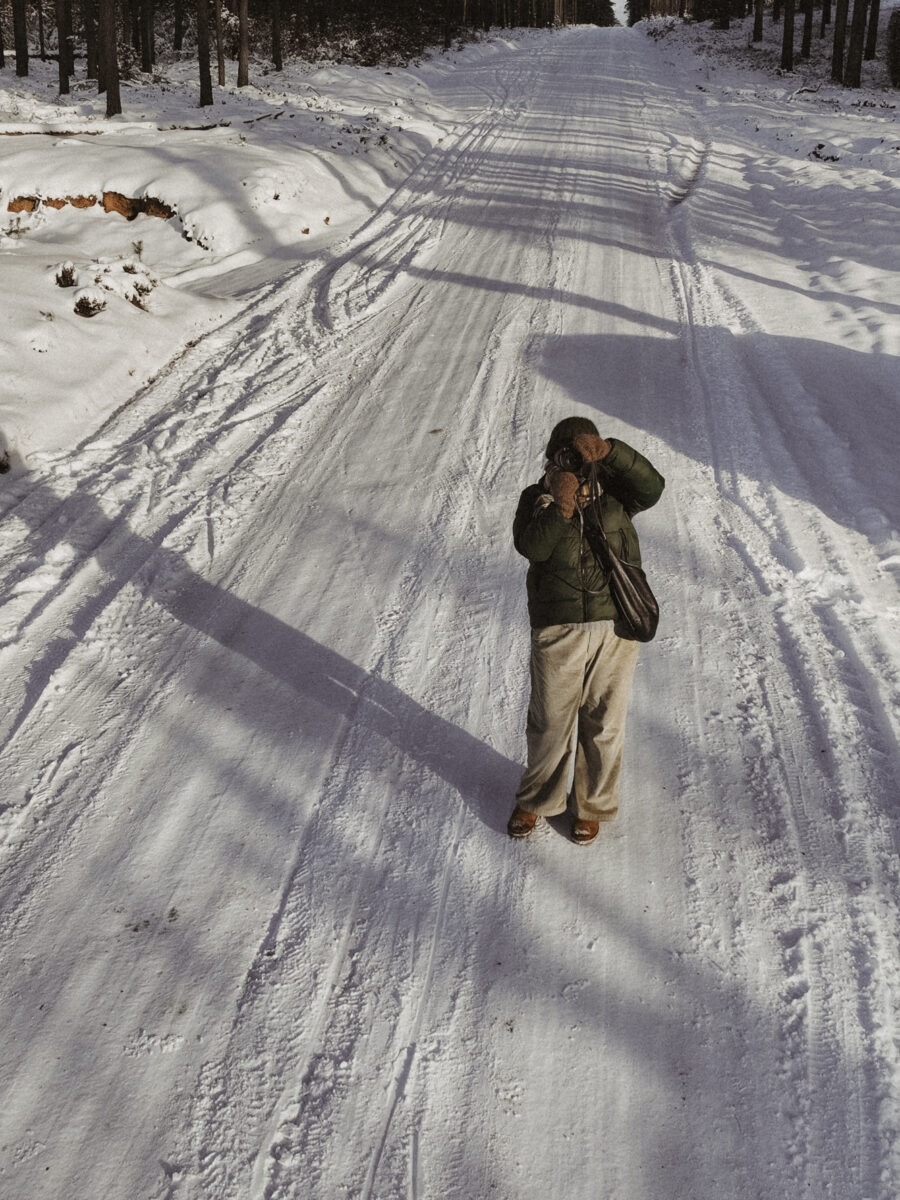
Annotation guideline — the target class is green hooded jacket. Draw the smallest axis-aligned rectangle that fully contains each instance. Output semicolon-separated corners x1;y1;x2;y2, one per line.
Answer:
513;436;665;629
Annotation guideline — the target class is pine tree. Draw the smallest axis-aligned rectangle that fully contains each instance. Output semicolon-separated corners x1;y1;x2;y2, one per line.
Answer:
831;0;850;80
844;0;870;83
237;0;249;85
13;0;29;75
272;0;283;70
781;0;796;69
863;0;879;59
98;0;121;115
197;0;213;103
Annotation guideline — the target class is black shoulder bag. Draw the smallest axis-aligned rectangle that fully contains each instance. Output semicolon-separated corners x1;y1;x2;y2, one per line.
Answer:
583;465;660;643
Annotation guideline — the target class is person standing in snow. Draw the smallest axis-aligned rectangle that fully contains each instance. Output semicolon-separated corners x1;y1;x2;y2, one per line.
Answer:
507;416;665;845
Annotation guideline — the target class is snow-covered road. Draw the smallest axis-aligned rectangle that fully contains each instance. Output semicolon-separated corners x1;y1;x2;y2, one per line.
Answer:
2;25;900;1200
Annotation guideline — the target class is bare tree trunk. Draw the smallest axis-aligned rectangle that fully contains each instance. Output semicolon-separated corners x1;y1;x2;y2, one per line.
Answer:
864;0;879;57
820;0;831;33
831;0;850;78
37;0;47;58
272;0;283;69
64;0;75;74
174;0;185;50
85;0;99;76
13;0;29;75
801;0;813;55
844;0;869;82
140;0;153;71
215;0;225;83
54;0;70;90
781;0;795;67
237;0;249;85
197;0;213;103
99;0;122;115
753;0;764;40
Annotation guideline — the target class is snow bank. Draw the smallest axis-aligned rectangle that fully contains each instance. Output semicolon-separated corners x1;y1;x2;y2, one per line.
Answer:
0;40;516;461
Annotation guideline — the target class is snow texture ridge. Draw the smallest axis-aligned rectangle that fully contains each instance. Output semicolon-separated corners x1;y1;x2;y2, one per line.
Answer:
1;20;899;1200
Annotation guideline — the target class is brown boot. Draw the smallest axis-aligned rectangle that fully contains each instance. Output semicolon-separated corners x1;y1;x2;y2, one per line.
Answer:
507;806;539;839
572;818;600;845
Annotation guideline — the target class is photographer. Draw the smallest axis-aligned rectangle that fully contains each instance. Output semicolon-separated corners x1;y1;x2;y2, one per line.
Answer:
507;416;665;845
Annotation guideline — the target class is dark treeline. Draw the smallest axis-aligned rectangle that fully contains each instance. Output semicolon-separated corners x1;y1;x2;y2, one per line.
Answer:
0;0;616;117
626;0;894;86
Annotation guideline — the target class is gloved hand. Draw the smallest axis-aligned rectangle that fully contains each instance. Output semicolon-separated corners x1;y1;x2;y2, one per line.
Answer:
547;467;579;518
573;433;611;462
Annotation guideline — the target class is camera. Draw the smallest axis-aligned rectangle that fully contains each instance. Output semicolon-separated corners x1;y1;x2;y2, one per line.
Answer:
551;443;586;476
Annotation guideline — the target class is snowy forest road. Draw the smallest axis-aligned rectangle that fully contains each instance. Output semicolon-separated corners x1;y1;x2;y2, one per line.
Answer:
2;24;900;1200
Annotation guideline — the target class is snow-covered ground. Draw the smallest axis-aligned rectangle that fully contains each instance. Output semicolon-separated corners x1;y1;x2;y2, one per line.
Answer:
1;15;899;1199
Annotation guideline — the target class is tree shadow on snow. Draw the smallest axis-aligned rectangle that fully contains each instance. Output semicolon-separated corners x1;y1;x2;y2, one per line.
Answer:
534;329;900;537
4;474;521;837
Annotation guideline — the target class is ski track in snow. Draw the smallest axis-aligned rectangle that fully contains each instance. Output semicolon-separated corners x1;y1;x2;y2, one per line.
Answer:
1;24;900;1200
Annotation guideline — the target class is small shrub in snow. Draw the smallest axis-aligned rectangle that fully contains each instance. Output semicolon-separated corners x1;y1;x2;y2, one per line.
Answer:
55;262;77;288
89;259;160;311
74;288;108;318
122;274;157;310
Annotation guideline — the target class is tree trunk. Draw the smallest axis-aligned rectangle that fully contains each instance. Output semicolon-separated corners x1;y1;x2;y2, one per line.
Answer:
37;0;47;59
864;0;879;58
85;0;99;77
773;0;782;22
174;0;185;51
140;0;153;71
197;0;213;104
820;0;831;34
753;0;764;40
237;0;249;85
54;0;70;90
781;0;795;68
99;0;122;115
63;0;74;74
801;0;813;55
831;0;850;78
844;0;869;82
214;0;225;83
272;0;283;69
13;0;29;75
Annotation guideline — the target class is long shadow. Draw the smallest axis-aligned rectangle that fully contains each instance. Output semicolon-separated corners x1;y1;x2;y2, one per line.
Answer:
711;257;900;319
349;256;681;332
8;475;521;836
3;34;890;1193
3;467;882;1199
534;329;900;536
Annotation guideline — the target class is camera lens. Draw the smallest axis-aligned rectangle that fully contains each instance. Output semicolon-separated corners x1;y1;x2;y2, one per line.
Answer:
554;445;584;474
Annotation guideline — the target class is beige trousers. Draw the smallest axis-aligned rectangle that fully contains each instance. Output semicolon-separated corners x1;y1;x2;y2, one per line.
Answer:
515;621;640;822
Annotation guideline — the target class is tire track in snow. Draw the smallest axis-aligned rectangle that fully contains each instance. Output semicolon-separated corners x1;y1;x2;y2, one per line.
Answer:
639;55;900;1197
0;241;405;885
357;804;464;1200
138;48;548;1199
309;53;533;337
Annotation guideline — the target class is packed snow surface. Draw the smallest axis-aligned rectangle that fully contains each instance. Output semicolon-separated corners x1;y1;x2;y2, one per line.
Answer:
1;17;900;1200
